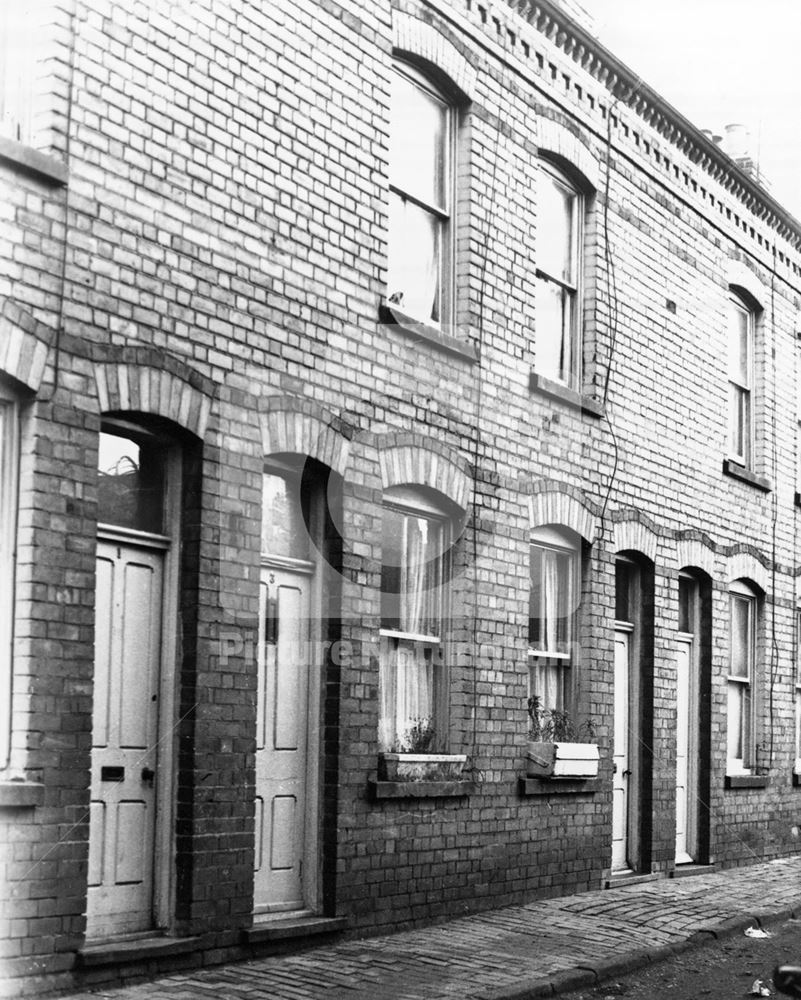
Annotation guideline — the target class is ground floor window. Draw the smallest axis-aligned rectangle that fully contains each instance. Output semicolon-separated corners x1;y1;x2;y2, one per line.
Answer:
727;581;757;774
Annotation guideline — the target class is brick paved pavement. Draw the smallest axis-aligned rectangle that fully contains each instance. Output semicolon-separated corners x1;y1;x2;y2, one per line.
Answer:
62;857;801;1000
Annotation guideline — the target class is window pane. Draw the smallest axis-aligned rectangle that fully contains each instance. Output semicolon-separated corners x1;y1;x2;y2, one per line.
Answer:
382;507;444;637
98;432;165;533
390;69;448;209
727;300;750;386
615;560;634;622
387;192;441;322
729;595;751;678
678;576;693;633
538;170;575;282
529;655;567;713
728;383;747;458
379;634;440;752
535;276;573;383
261;472;308;559
727;680;744;761
530;544;572;655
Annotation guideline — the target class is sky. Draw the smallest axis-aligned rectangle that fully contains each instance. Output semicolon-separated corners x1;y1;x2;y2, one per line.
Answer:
580;0;801;219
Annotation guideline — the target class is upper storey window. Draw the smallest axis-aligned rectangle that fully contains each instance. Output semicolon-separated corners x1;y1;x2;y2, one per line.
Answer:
535;161;583;389
727;291;754;468
0;6;36;144
387;62;454;327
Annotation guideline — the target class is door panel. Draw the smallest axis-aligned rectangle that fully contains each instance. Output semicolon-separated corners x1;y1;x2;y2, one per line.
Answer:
87;541;164;937
675;637;693;863
254;568;313;914
612;630;630;872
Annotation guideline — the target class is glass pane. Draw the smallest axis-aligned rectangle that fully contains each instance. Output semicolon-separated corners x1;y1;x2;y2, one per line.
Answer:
382;507;444;637
615;560;634;622
538;169;575;283
98;431;165;533
678;576;693;633
535;277;573;383
530;545;572;655
387;192;441;322
261;472;308;559
727;299;750;385
530;656;567;714
729;595;751;678
390;68;448;209
727;681;744;761
728;383;746;458
379;633;440;752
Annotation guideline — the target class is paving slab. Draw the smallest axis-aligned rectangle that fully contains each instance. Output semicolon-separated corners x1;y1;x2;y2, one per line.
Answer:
58;857;801;1000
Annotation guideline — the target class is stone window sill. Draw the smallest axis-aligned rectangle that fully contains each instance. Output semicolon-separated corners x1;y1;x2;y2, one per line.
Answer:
724;773;769;789
379;303;478;362
518;776;601;796
722;459;771;493
529;372;604;418
0;780;45;808
368;779;476;800
0;135;68;185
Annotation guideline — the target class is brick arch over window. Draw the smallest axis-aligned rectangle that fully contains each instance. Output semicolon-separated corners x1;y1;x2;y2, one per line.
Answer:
0;298;54;392
259;397;350;477
537;116;599;191
392;10;477;100
674;537;717;578
528;490;598;543
726;550;769;595
377;438;470;512
613;519;659;565
726;258;767;309
94;364;212;438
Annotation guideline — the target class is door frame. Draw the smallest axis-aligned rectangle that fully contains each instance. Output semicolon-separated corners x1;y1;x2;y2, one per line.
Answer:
90;423;182;938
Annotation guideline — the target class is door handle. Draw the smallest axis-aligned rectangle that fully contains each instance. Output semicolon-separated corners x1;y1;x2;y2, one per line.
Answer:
622;769;632;778
141;767;155;784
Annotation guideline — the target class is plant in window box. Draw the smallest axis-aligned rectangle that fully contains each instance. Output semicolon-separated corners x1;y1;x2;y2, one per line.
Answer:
378;718;467;782
526;696;600;780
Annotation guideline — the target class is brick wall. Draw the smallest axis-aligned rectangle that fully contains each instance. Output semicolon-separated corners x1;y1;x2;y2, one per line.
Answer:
2;0;801;993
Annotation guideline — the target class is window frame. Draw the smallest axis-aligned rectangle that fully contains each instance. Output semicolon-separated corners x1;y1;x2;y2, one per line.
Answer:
726;291;755;468
378;487;452;753
535;159;584;391
0;385;20;769
528;526;580;715
387;60;456;330
727;581;757;775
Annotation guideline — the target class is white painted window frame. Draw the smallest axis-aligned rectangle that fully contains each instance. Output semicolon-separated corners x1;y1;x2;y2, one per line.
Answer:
727;580;757;775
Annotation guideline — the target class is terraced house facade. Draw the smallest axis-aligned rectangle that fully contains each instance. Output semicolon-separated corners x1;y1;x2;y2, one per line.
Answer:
2;0;801;994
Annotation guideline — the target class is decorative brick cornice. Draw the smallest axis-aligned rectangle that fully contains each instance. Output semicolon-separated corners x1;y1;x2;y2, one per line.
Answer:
514;0;801;247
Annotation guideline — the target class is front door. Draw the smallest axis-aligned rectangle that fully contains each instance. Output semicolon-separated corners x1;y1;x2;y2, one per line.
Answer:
612;627;632;872
87;539;165;937
254;562;316;915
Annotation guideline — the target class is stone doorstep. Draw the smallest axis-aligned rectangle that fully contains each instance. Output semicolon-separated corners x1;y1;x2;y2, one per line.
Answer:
77;934;203;969
242;915;348;945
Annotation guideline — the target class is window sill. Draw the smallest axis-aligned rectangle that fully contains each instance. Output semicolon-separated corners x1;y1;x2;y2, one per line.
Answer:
529;372;604;418
0;135;68;186
0;780;45;809
722;459;772;493
724;773;769;789
368;779;476;800
518;776;601;796
379;303;478;362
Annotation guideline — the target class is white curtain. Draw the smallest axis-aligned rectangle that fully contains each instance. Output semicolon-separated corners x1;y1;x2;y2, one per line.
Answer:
379;515;437;751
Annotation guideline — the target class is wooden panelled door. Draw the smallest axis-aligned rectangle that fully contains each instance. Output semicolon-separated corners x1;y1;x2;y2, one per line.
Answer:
87;538;165;937
254;561;317;916
611;627;632;872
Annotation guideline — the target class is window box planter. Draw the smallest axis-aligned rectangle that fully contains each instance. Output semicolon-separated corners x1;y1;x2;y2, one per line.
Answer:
526;740;600;780
378;753;467;782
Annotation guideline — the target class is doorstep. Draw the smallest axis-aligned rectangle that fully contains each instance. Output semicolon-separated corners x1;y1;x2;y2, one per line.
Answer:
604;871;663;889
671;863;718;879
242;915;348;946
77;933;202;968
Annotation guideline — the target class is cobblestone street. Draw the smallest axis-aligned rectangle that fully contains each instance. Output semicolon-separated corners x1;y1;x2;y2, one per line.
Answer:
61;857;801;1000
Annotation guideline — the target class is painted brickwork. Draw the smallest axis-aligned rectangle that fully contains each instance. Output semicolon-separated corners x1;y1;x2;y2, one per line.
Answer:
1;0;801;995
